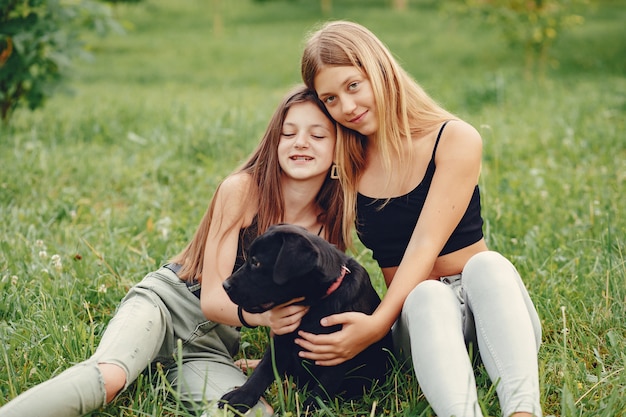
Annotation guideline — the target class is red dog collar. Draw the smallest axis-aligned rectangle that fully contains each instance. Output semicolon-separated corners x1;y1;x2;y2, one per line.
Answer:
325;265;351;296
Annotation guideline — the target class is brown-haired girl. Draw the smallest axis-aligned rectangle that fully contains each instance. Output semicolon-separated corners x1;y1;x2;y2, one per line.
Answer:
0;85;343;417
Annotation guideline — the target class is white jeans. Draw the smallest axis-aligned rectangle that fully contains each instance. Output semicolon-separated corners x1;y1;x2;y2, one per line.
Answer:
393;251;543;417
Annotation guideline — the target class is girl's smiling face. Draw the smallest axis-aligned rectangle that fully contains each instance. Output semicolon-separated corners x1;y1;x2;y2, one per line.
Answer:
278;101;336;181
314;65;378;137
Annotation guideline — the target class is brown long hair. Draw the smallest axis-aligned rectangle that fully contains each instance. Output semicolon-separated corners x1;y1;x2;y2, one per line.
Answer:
301;20;455;246
170;85;345;281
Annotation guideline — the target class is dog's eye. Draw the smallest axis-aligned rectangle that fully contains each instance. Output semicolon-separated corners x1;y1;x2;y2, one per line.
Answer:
250;257;261;269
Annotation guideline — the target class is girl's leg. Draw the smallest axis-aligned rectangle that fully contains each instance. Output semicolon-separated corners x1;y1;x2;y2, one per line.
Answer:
98;363;127;403
463;251;542;417
168;359;273;417
91;286;168;396
400;279;483;417
154;265;273;416
0;360;105;417
0;286;167;417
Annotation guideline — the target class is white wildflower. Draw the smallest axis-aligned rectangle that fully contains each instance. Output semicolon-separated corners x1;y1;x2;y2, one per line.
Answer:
51;254;62;271
156;216;172;239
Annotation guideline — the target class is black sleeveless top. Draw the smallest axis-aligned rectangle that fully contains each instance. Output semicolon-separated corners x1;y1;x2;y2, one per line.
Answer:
356;122;484;268
234;219;259;272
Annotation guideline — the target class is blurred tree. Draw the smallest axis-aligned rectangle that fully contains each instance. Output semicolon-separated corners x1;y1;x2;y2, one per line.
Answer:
447;0;586;78
322;0;332;15
393;0;407;11
212;0;222;37
0;0;122;124
252;0;332;14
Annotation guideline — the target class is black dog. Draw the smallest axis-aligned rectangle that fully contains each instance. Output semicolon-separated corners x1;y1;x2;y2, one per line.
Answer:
219;224;393;413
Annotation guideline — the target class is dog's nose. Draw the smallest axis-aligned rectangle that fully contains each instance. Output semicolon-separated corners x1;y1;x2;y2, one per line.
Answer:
222;280;231;292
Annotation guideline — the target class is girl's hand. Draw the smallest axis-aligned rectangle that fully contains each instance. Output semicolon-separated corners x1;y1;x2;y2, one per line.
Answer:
262;297;309;335
294;311;379;366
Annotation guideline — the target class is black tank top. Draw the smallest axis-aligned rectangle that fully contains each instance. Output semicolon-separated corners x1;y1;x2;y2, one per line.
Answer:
234;218;259;271
356;122;484;268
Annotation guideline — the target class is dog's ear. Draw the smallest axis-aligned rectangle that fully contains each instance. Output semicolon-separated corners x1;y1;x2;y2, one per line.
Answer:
274;232;319;285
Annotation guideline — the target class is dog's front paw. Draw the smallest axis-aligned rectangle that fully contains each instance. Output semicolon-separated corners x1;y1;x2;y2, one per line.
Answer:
302;395;322;411
219;388;257;414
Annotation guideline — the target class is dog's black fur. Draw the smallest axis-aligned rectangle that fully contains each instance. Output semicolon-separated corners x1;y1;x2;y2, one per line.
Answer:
219;224;393;413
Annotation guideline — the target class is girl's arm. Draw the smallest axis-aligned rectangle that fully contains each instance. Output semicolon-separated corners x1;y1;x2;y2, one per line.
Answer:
200;173;310;331
373;120;483;334
296;120;483;365
200;172;255;326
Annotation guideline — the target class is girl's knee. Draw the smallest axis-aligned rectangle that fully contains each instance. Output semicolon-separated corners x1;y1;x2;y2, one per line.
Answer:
97;363;127;403
464;251;510;275
463;251;517;288
403;280;456;317
405;280;443;306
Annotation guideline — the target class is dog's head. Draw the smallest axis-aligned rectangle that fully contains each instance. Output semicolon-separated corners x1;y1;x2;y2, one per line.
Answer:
222;224;345;313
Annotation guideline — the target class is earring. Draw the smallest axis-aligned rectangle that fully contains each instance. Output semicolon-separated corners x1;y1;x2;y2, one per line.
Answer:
330;163;339;180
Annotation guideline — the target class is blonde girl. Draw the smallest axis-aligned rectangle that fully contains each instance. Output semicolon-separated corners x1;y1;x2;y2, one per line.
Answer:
297;20;543;417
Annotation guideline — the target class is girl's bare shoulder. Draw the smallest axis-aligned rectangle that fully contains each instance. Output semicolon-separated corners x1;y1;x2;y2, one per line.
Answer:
437;119;482;159
214;172;258;223
218;172;257;199
443;119;481;143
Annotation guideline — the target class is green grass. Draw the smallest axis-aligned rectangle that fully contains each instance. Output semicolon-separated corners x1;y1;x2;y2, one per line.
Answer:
1;0;625;416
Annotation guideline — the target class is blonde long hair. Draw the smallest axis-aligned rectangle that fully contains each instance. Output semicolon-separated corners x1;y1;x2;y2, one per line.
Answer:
170;85;345;281
301;20;456;246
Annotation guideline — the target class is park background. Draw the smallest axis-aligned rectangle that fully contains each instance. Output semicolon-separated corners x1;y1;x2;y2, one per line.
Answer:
1;0;624;416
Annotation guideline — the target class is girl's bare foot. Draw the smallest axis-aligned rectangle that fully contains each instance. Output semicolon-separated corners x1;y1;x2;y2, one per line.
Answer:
234;358;261;372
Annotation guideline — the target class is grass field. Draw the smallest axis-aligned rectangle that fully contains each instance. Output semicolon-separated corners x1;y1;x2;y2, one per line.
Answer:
1;0;624;416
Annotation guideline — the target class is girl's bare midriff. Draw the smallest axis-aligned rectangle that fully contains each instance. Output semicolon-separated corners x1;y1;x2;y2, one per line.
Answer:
381;238;489;287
